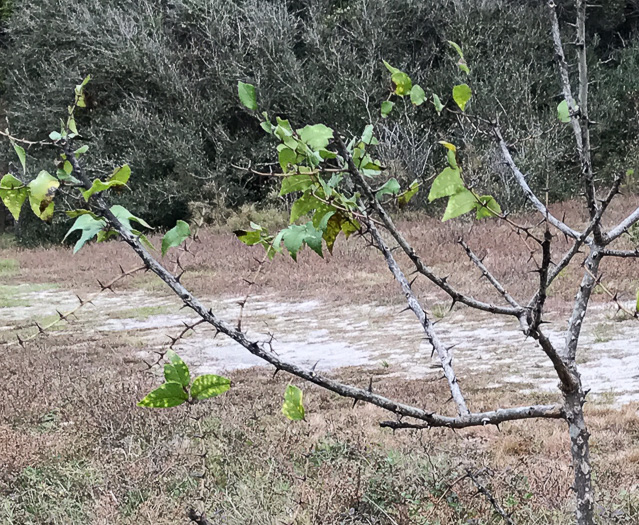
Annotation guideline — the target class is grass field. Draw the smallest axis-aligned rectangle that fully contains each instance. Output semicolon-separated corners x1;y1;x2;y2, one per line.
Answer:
1;197;639;524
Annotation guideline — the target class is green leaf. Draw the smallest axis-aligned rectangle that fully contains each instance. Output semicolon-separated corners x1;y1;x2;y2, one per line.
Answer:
433;94;444;115
449;42;470;75
282;385;305;421
0;174;28;221
391;71;412;96
375;178;401;200
442;189;477;221
361;124;375;145
81;166;131;201
557;100;571;123
191;374;231;400
447;150;458;169
381;101;394;118
49;131;62;141
281;222;324;260
448;41;464;58
12;143;26;175
109;164;131;185
132;230;156;252
278;147;298;172
73;144;89;159
410;84;426;105
63;214;107;253
65;209;99;219
238;81;258;111
453;84;472;111
383;60;400;75
280;174;314;196
164;349;191;387
475;195;502;219
439;141;457;152
28;171;59;220
298;124;334;150
109;205;152;230
137;382;188;408
162;220;191;257
428;167;464;202
290;191;321;223
398;180;419;207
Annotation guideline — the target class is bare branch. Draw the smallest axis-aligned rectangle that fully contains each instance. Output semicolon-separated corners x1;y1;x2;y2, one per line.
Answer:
547;0;599;227
601;248;639;258
604;206;639;243
465;469;517;525
458;238;521;310
495;127;581;240
364;204;469;416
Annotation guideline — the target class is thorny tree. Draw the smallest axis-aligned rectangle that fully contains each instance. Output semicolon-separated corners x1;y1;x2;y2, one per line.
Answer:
2;1;639;524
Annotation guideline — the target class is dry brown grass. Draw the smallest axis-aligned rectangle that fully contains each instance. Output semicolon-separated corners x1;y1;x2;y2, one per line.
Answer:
3;195;638;310
1;324;638;524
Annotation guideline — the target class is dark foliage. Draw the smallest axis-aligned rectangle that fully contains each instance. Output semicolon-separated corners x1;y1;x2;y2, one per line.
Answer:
0;0;638;243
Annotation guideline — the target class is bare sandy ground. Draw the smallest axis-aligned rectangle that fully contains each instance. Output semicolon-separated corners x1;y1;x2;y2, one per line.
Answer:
3;284;639;405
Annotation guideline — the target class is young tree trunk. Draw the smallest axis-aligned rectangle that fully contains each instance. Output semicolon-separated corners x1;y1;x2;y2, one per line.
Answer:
565;385;595;525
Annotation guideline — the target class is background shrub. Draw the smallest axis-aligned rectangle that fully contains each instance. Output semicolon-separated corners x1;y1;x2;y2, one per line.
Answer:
0;0;638;243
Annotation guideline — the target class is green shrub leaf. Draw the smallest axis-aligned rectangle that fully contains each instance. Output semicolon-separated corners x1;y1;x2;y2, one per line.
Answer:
375;178;401;200
280;174;314;196
557;100;571;123
428;167;464;202
164;349;191;387
442;189;477;221
475;195;502;219
298;124;334;150
453;84;472;111
28;170;59;220
381;101;394;118
191;374;231;400
281;222;324;260
410;85;426;106
0;174;28;221
282;385;305;421
12;143;26;174
391;71;412;96
238;81;257;111
161;220;191;257
137;382;188;408
398;180;420;207
64;214;107;253
433;94;444;115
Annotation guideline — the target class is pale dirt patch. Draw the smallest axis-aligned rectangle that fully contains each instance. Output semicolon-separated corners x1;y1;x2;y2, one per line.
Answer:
2;287;639;404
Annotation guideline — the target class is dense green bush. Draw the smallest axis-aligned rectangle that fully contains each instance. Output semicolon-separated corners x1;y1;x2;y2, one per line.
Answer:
1;0;638;243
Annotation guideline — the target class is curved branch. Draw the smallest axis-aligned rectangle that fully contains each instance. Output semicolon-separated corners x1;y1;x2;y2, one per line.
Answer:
496;128;581;240
604;206;639;244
